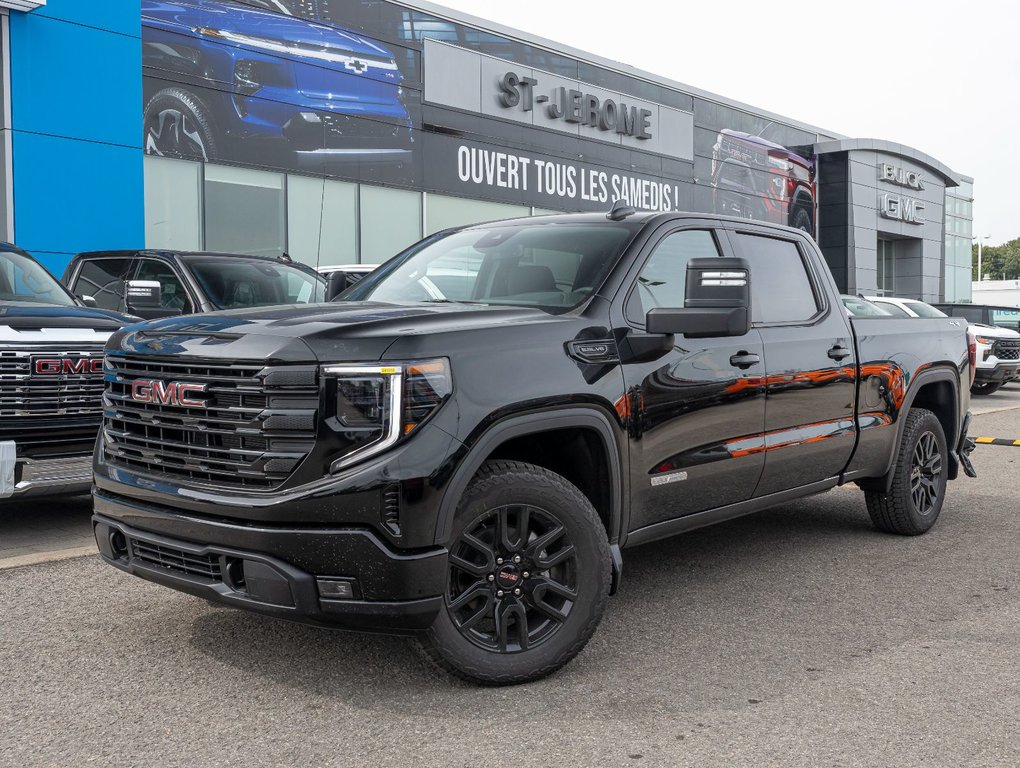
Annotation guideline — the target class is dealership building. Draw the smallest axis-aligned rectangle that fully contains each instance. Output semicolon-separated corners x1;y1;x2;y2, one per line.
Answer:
1;0;973;302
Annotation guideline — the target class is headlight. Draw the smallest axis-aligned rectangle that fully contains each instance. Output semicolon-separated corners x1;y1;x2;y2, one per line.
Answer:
975;336;994;346
325;359;452;472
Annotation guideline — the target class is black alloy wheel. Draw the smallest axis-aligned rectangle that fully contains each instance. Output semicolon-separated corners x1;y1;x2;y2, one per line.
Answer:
909;430;943;517
864;407;949;535
447;503;578;653
416;460;611;686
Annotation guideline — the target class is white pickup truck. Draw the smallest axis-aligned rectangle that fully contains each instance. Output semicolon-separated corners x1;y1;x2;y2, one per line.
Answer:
867;296;1020;395
1;243;132;501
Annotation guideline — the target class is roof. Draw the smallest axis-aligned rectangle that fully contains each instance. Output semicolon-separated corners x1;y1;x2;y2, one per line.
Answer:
812;138;963;187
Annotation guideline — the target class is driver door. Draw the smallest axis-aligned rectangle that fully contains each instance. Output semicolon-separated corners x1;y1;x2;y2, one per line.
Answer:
617;225;766;534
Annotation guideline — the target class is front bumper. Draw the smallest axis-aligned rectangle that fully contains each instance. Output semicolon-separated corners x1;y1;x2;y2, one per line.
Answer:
975;361;1020;383
1;442;92;500
93;488;447;634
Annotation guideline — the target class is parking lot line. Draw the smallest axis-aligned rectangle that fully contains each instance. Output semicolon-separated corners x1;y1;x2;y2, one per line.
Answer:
0;546;96;572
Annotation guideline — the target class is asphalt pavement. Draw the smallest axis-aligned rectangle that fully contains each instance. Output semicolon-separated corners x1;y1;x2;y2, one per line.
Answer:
1;407;1018;767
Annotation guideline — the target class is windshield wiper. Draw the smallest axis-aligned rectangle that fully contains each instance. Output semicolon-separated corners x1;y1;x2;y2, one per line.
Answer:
422;299;487;305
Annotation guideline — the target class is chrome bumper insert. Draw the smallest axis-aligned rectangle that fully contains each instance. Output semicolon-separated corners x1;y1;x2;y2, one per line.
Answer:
0;442;92;498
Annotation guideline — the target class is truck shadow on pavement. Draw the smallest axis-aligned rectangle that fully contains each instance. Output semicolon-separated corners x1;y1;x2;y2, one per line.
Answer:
175;489;970;714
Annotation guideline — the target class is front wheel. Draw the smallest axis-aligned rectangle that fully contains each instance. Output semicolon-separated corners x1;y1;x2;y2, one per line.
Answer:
416;460;611;686
864;408;948;536
970;381;1002;396
143;87;217;162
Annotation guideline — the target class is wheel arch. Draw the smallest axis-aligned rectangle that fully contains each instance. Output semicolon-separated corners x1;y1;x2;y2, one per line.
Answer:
862;366;962;492
434;407;625;550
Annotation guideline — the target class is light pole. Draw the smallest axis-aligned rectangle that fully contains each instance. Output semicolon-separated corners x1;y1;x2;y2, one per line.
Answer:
974;234;990;281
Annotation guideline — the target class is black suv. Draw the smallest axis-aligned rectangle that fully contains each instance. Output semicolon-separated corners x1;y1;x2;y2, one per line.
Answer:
93;211;973;685
62;250;326;319
934;303;1020;333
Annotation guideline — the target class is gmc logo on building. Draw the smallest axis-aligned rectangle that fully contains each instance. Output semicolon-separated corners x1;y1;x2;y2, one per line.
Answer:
33;358;104;375
130;380;208;408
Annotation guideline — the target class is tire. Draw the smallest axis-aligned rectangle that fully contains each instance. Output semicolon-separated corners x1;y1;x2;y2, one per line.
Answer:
416;460;611;686
791;207;813;235
864;408;948;536
143;87;218;162
970;381;1002;395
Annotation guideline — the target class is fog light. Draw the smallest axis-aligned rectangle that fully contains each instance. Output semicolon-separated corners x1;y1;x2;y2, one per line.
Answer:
317;578;357;600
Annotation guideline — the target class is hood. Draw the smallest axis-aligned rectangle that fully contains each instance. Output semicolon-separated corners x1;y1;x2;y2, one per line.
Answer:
717;129;813;168
0;303;134;331
971;322;1020;339
143;0;402;81
111;302;570;363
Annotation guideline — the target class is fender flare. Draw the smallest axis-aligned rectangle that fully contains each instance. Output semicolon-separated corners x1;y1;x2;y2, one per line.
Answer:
432;407;625;548
867;366;961;492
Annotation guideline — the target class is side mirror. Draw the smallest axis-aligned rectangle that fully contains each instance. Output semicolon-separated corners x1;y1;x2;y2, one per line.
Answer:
646;257;751;339
125;280;181;319
78;294;98;308
325;271;353;301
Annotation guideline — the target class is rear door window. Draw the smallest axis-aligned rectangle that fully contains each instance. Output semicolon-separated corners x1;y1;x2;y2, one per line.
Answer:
731;233;820;324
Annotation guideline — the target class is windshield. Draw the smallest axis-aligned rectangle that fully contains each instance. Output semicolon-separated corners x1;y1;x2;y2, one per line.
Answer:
904;301;947;318
343;222;640;312
991;308;1020;330
185;258;326;309
872;300;910;317
842;296;891;316
0;248;75;306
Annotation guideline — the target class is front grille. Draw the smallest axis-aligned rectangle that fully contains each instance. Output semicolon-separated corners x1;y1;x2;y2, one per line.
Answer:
0;348;105;417
321;114;410;149
103;355;319;489
131;539;222;582
992;339;1020;361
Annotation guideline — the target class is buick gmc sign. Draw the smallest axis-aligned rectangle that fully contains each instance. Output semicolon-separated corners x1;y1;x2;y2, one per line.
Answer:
878;162;925;225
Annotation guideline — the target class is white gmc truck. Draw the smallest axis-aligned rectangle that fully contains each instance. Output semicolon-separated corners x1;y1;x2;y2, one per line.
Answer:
1;243;131;501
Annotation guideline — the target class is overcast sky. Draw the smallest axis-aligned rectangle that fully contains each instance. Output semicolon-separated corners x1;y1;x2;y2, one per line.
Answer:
432;0;1017;245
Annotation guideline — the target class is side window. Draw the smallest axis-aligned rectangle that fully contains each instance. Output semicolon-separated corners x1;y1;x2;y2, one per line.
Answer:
625;229;720;324
733;233;819;324
72;259;131;311
135;259;192;313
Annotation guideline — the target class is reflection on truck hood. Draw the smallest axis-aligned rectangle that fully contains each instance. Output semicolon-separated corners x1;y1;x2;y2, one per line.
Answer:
114;302;570;362
0;303;132;331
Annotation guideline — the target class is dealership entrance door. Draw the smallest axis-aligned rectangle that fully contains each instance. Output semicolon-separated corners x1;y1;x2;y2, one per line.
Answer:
876;236;924;298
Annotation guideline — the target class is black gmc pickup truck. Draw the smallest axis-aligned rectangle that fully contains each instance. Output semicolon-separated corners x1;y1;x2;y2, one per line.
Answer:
93;210;977;685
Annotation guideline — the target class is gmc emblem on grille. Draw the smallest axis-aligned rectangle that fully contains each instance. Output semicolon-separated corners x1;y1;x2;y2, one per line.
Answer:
33;358;104;375
130;379;208;408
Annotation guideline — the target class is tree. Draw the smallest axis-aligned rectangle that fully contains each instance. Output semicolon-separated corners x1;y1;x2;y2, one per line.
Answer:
973;238;1020;281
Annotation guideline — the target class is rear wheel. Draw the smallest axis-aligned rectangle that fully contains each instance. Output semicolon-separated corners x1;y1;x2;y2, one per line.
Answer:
791;207;813;235
864;408;948;536
970;381;1002;395
416;460;611;686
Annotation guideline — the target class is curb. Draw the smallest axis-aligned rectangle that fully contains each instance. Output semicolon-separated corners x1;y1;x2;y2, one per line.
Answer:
0;546;97;572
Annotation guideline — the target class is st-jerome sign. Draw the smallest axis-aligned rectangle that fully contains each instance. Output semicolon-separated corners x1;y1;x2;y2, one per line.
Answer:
498;71;653;140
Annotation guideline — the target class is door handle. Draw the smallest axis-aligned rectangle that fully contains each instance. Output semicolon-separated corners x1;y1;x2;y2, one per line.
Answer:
729;352;760;369
828;345;852;361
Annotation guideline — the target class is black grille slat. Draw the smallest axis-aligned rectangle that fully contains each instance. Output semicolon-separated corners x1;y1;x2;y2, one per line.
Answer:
102;355;318;489
131;540;222;581
992;340;1020;361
